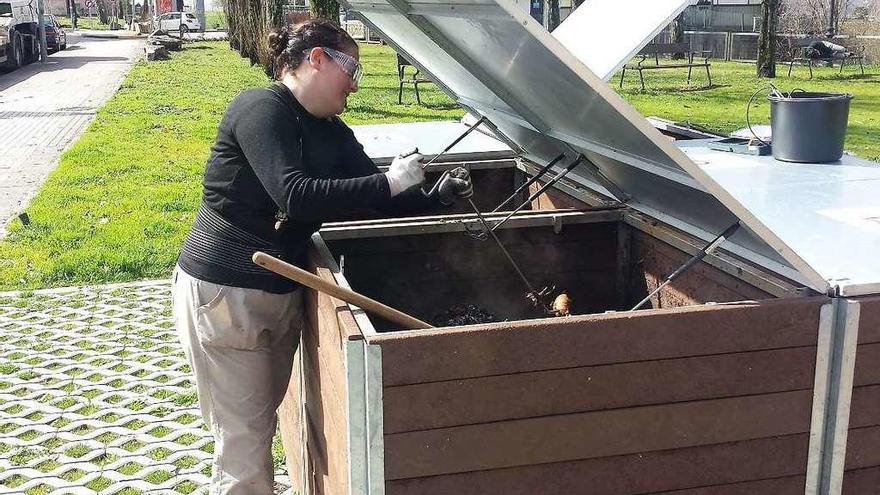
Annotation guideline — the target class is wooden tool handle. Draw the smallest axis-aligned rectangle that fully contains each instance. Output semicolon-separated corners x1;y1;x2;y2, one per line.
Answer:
252;251;434;330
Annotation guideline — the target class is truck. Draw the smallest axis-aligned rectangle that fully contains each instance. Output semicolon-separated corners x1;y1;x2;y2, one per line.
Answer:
0;0;40;70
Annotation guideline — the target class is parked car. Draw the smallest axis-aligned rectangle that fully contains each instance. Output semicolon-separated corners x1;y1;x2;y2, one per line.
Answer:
156;11;200;34
43;14;66;52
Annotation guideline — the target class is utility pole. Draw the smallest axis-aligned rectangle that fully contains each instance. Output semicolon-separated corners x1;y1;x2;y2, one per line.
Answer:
36;0;49;62
196;0;204;32
69;0;78;29
827;0;838;37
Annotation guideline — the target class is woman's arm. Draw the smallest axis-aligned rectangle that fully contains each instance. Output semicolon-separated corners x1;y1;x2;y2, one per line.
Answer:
233;97;394;222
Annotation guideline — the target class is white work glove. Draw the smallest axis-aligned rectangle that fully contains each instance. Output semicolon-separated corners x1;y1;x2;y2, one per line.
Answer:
384;150;425;197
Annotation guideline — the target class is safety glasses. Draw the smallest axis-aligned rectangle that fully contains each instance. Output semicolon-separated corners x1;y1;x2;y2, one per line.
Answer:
307;46;364;84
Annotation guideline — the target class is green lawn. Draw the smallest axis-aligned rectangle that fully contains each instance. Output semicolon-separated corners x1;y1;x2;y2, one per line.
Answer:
616;60;880;161
56;15;116;31
0;42;877;290
204;11;227;30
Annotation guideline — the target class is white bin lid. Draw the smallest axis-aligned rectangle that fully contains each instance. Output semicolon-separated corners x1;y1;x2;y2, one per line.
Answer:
344;0;880;296
352;121;514;165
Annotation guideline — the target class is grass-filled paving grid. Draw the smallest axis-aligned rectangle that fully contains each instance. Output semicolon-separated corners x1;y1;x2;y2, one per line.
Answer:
0;282;289;494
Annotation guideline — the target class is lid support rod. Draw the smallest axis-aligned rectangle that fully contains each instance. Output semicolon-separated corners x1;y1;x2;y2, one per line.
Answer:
492;153;566;212
563;143;631;202
464;198;551;313
630;222;741;311
489;155;584;232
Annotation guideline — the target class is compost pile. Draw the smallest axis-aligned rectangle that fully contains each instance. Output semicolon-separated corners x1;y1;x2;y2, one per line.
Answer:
433;304;499;326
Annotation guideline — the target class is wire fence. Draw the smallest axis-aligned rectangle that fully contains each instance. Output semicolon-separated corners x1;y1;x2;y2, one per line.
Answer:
651;29;880;63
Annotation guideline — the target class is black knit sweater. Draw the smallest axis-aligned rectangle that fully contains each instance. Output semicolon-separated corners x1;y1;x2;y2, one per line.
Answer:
178;82;437;292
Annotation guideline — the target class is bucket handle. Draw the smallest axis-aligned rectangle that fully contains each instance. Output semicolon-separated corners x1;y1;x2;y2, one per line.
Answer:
745;84;779;147
746;84;807;147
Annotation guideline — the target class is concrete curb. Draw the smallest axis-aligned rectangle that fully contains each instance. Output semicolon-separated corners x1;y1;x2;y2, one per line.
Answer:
80;30;144;39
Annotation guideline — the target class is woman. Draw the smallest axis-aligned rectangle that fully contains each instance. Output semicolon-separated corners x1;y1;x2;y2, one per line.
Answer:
172;19;471;494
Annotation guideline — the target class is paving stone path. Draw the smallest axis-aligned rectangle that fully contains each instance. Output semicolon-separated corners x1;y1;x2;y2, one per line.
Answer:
0;281;289;494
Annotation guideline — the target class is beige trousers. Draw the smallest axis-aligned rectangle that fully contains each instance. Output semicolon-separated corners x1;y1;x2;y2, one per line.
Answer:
172;266;303;495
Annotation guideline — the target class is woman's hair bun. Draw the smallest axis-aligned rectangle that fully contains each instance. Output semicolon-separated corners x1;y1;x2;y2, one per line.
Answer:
267;26;291;62
267;19;357;80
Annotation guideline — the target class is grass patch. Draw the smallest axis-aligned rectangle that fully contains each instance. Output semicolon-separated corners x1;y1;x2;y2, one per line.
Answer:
85;475;113;491
56;15;114;30
63;444;90;458
25;483;52;495
205;10;226;30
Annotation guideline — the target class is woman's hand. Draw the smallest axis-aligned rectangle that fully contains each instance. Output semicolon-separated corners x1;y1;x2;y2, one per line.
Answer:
436;167;474;205
385;151;425;196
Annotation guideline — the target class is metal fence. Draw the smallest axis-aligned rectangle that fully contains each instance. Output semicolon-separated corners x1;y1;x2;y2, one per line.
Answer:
685;31;731;60
651;29;879;63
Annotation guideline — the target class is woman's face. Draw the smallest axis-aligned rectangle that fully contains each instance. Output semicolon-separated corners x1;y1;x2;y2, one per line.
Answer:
307;45;360;117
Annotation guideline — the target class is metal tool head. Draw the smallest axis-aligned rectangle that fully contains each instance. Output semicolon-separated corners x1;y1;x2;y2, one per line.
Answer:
464;221;489;241
525;285;556;313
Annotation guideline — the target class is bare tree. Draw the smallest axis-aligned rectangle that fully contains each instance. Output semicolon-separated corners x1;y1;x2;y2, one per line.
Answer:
225;0;282;71
671;11;685;59
757;0;780;77
311;0;340;22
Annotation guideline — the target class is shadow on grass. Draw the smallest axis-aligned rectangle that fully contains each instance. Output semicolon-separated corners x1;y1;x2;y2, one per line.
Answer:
346;105;445;119
623;83;731;95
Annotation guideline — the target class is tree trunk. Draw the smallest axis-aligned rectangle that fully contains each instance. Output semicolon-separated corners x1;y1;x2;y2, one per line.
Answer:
671;12;685;59
757;0;779;77
98;0;110;24
547;0;560;31
311;0;340;22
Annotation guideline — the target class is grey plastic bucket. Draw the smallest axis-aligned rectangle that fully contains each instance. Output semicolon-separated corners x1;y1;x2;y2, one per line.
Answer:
768;91;853;163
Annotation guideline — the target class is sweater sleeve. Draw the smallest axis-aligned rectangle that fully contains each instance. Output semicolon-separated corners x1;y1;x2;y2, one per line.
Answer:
233;96;393;222
338;123;444;215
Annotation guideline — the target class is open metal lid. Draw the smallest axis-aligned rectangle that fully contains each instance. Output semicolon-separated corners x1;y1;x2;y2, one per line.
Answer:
344;0;880;296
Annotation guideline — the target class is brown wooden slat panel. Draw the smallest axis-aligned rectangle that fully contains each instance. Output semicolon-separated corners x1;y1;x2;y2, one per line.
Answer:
373;296;827;386
386;433;809;495
857;296;880;344
849;385;880;428
845;426;880;470
279;350;305;493
385;390;813;480
656;476;805;494
854;343;880;386
303;337;349;495
635;231;775;307
303;324;348;448
297;257;354;495
308;246;362;341
339;237;616;279
529;180;588;210
842;466;880;495
384;346;817;433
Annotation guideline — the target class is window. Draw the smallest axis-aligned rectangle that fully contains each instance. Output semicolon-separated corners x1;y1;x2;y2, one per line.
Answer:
186;13;196;19
171;13;180;19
